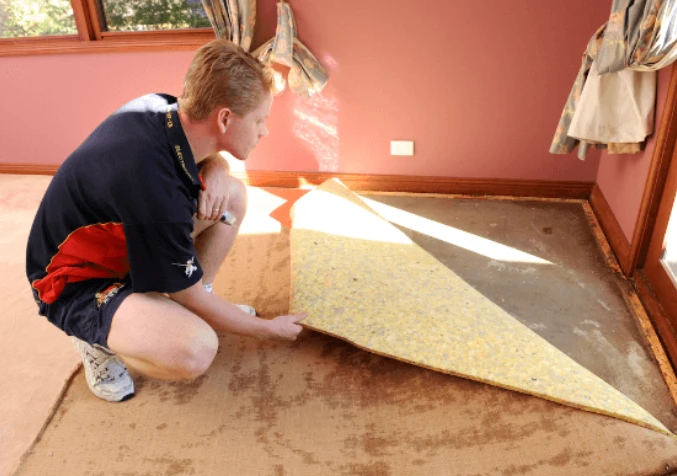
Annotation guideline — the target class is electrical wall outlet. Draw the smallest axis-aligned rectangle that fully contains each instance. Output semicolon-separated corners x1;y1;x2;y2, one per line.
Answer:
390;140;414;156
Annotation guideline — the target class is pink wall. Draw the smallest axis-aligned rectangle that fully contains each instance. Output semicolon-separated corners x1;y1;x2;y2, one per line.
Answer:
0;51;195;165
596;67;673;242
1;0;609;181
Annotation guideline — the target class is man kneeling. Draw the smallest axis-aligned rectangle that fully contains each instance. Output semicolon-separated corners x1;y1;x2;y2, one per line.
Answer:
26;39;305;402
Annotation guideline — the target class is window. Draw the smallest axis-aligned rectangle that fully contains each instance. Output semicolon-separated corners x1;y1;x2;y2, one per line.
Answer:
97;0;210;32
0;0;214;56
0;0;77;38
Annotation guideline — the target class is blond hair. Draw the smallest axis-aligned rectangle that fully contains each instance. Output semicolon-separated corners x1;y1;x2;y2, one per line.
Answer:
179;39;277;120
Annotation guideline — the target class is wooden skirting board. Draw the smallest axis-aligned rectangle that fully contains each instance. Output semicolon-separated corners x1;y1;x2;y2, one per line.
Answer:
0;164;60;175
588;183;632;275
634;271;677;385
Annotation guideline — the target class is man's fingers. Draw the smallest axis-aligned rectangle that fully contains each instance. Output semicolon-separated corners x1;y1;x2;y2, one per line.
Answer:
207;196;219;221
267;313;307;341
198;191;215;220
290;313;307;323
199;192;224;221
287;319;305;341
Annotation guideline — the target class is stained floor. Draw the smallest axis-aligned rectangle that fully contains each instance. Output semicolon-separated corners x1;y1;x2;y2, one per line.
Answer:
361;192;677;430
10;184;677;476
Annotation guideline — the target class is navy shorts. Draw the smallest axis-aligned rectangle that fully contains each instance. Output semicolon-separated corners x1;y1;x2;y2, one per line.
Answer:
33;278;133;348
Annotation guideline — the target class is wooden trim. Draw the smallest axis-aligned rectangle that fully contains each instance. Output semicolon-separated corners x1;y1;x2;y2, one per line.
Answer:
0;36;83;55
83;0;103;40
0;30;214;56
625;275;677;406
630;64;677;270
0;164;60;175
588;183;632;274
0;164;594;198
100;30;215;42
637;63;677;367
70;0;95;41
0;0;215;56
645;137;677;268
225;172;594;198
634;270;677;371
643;136;677;329
645;258;677;326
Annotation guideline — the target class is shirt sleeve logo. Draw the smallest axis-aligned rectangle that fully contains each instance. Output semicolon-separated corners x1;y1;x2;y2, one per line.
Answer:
172;257;198;278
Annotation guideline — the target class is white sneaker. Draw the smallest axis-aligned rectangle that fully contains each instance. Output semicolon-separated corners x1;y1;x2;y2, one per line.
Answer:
71;337;135;402
236;304;257;316
203;284;256;315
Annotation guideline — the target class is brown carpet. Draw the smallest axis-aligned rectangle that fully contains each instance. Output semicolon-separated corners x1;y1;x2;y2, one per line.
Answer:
9;182;677;476
0;176;79;476
15;334;677;476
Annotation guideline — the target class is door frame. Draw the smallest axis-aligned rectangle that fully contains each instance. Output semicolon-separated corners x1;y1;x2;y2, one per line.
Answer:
632;64;677;367
642;144;677;325
629;65;677;275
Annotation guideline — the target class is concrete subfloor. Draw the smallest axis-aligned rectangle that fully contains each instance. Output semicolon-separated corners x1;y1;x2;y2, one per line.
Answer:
360;192;677;431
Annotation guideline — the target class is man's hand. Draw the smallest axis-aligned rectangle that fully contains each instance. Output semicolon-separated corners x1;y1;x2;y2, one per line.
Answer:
198;155;230;221
265;314;307;341
171;282;306;343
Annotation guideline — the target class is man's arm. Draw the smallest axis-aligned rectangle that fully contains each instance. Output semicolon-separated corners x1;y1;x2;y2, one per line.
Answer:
169;280;305;341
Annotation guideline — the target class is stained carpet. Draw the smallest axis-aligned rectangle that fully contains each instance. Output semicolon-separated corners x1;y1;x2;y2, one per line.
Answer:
7;178;677;476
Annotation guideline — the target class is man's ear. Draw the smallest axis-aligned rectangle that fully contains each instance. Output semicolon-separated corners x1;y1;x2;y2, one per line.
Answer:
217;108;232;134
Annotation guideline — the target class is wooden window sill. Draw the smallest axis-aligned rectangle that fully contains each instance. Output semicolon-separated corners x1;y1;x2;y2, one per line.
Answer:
0;29;215;57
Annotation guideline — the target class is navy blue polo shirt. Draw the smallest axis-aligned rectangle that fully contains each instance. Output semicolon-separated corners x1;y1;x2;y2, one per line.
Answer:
26;94;204;304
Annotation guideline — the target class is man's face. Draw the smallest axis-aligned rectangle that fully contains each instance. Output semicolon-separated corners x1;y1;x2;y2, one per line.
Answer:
220;92;273;160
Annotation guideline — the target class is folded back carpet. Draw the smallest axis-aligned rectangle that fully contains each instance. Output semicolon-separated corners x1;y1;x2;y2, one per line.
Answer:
289;179;671;437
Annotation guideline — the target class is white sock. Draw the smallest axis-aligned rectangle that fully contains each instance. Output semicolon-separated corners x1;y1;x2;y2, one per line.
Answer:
203;283;214;294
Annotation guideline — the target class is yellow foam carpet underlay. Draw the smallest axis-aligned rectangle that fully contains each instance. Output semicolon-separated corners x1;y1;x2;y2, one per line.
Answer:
289;179;670;437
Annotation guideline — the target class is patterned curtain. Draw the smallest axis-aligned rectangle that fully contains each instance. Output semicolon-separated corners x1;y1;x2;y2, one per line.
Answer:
253;1;329;97
597;0;677;73
550;0;677;157
201;0;256;51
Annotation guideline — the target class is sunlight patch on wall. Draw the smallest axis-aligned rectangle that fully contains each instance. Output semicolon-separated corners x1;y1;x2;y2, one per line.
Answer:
293;91;340;172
